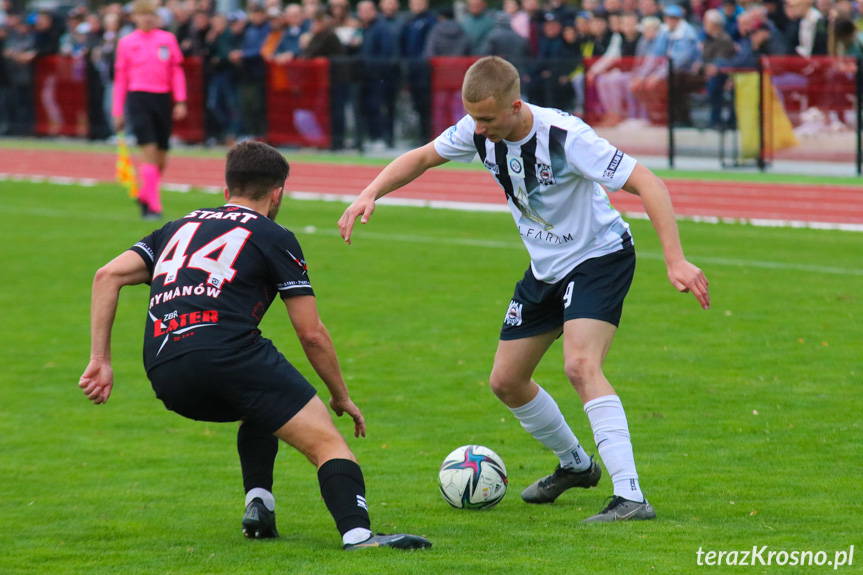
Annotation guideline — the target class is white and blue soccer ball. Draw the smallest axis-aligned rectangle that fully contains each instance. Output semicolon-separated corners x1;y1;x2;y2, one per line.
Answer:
438;445;508;509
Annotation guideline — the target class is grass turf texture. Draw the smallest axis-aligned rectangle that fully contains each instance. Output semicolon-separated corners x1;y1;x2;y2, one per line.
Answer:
0;181;860;574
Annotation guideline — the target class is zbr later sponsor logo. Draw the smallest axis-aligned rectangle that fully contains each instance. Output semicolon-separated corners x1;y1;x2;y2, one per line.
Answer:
153;310;219;337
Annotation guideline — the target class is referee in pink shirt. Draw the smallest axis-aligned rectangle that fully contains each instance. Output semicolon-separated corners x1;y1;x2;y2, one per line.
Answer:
113;0;187;219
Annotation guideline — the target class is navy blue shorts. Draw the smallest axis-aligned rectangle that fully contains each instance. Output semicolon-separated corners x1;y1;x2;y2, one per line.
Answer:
147;338;318;433
500;245;636;340
127;91;173;150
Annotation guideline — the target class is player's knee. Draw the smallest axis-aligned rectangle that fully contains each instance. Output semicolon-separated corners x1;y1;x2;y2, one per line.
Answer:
564;355;600;392
304;430;356;468
274;399;356;466
488;368;527;405
488;368;512;400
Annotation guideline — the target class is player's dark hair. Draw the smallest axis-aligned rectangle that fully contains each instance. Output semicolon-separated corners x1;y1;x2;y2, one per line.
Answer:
225;141;290;200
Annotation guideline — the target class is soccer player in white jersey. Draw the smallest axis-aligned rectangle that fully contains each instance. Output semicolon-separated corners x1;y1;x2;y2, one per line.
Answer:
338;56;710;522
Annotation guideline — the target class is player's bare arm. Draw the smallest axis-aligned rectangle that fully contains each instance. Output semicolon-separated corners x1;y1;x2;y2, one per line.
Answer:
284;295;366;438
338;142;449;244
622;163;711;310
79;250;152;405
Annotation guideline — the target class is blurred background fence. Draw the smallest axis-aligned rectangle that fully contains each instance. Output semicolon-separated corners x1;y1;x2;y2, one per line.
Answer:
25;53;863;173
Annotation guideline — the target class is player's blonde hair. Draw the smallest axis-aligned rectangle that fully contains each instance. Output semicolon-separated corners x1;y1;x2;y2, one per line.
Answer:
462;56;521;107
131;0;158;15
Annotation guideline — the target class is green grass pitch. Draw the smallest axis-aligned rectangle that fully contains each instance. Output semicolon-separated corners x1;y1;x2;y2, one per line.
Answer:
0;181;860;574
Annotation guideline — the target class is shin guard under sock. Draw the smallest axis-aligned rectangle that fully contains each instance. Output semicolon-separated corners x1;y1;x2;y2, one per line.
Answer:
237;422;278;494
317;458;371;536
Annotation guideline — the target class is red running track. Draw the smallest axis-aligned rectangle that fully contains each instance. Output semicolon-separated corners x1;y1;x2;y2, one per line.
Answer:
1;148;862;227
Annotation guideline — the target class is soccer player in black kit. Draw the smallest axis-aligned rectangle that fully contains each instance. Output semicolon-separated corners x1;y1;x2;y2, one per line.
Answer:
78;141;431;551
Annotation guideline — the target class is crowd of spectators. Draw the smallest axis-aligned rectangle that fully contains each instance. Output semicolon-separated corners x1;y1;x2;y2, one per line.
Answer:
1;0;862;145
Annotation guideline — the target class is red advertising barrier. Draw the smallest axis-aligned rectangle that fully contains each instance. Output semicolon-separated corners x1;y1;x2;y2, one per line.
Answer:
583;56;640;125
34;55;89;137
583;56;859;130
173;57;205;143
34;55;204;142
429;57;479;137
266;59;331;148
584;56;678;127
30;54;860;154
761;56;857;126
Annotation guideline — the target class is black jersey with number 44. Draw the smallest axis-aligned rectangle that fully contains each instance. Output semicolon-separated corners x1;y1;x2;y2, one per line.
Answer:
129;205;314;372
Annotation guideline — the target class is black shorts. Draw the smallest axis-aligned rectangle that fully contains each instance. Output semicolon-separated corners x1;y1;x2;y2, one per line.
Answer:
127;91;174;150
147;338;318;433
500;245;636;340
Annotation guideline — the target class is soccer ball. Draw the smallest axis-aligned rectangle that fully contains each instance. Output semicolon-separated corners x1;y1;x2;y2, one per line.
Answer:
438;445;508;509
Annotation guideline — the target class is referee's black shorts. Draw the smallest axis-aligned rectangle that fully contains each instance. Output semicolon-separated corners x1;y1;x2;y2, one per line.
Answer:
500;244;636;340
147;338;318;433
127;91;174;150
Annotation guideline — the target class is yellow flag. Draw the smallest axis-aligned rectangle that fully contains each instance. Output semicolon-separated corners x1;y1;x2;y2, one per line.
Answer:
733;72;798;161
116;131;138;199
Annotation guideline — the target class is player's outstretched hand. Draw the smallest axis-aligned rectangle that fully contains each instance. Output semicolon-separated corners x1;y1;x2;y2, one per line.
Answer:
667;259;710;310
78;358;114;405
330;396;367;438
338;195;376;245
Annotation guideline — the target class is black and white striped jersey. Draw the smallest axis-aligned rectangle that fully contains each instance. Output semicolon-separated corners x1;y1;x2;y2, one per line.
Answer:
434;104;636;283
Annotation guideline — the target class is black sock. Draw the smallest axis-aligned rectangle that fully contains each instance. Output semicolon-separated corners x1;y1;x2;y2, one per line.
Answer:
317;458;371;536
237;422;279;494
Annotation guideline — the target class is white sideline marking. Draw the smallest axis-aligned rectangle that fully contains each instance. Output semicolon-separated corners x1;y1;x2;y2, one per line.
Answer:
287;190;863;233
299;227;863;277
2;173;862;232
2;175;863;274
3;193;858;276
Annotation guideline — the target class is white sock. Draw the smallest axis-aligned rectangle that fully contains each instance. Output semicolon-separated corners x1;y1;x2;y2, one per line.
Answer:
509;385;591;471
584;395;644;503
343;527;373;545
245;488;275;511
